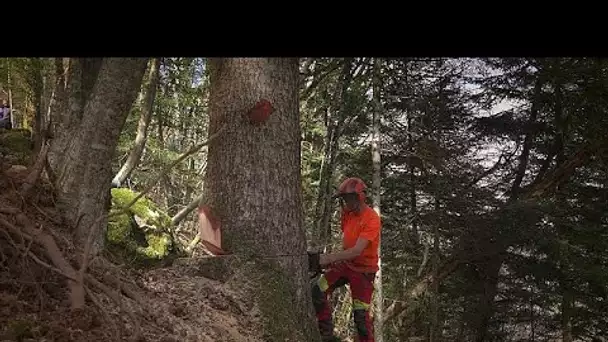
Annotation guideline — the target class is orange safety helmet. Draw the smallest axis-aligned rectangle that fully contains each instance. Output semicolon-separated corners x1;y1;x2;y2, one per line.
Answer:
333;177;367;201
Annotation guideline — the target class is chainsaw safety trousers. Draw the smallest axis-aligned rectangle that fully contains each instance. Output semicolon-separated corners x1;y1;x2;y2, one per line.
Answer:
311;262;376;342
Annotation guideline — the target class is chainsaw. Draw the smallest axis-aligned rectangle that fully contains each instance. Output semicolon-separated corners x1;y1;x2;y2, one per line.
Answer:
307;251;324;279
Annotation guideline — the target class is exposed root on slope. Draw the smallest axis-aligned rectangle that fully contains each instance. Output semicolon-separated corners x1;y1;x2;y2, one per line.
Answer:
0;154;264;341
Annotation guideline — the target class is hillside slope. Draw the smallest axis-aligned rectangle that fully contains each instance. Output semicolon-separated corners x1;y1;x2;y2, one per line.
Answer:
0;129;266;342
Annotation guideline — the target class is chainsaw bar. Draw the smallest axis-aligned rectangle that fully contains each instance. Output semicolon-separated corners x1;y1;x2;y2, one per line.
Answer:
177;251;325;279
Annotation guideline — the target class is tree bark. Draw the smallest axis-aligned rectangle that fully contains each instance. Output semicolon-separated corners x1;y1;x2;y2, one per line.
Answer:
203;58;320;341
48;58;148;256
111;58;160;187
371;57;384;342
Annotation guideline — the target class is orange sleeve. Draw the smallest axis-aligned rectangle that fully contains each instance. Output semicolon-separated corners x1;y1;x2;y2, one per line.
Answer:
358;212;380;241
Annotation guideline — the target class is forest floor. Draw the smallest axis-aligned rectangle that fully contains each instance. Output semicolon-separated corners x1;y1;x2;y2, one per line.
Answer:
0;129;266;342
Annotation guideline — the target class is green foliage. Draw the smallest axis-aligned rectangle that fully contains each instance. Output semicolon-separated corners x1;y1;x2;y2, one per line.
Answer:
0;128;32;164
113;57;208;223
299;57;608;341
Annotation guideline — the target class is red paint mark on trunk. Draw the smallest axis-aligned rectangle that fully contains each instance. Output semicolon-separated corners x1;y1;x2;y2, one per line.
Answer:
198;205;226;255
245;99;274;124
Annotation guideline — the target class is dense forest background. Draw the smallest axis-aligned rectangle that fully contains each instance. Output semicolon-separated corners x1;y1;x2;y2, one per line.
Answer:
0;57;607;342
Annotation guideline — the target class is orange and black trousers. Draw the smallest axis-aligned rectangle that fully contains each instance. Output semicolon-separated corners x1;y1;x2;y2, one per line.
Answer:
311;262;376;342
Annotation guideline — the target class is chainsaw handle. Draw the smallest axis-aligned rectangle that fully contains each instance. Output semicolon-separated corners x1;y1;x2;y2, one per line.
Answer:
307;251;323;275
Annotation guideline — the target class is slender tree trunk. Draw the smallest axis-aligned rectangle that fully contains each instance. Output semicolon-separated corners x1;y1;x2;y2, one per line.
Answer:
112;58;161;187
32;58;45;156
371;57;384;342
561;290;573;342
430;196;441;342
47;58;67;139
314;104;339;249
314;58;354;249
7;58;15;129
48;58;148;255
203;58;320;341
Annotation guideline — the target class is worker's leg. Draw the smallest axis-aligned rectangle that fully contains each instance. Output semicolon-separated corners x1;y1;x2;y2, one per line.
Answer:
348;271;376;342
311;263;349;340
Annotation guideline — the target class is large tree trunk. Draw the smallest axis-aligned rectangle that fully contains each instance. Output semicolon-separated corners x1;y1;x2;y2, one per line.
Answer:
48;58;148;255
203;58;320;341
112;57;160;187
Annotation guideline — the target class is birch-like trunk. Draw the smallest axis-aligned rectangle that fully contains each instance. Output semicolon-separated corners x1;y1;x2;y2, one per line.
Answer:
371;57;384;342
111;57;160;187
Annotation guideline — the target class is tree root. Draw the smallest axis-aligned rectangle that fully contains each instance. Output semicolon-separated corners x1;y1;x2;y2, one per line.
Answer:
86;274;142;341
85;285;120;341
0;206;153;341
20;139;50;197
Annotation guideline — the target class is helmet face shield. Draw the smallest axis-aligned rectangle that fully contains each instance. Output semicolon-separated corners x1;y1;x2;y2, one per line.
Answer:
334;177;367;198
333;177;367;212
337;192;361;211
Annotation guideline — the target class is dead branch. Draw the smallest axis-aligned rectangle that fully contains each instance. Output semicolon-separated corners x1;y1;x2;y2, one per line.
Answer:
25;249;77;281
171;193;204;226
0;207;19;215
0;217;79;289
122;123;227;211
185;234;201;255
3;212;84;309
0;225;20;250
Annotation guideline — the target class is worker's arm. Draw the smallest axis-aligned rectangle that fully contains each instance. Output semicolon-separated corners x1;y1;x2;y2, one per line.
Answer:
319;238;369;266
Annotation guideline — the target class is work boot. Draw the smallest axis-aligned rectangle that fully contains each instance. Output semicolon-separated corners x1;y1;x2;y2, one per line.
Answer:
318;319;337;341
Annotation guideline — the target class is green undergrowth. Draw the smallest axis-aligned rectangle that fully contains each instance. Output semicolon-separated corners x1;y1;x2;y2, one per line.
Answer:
106;187;177;266
0;128;33;165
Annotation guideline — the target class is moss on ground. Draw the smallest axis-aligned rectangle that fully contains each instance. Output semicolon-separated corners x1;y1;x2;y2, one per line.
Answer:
106;188;175;264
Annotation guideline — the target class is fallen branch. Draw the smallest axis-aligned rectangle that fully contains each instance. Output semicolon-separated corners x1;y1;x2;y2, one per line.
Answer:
0;207;19;215
171;193;204;226
25;249;77;281
0;212;83;309
185;234;201;255
122;123;227;211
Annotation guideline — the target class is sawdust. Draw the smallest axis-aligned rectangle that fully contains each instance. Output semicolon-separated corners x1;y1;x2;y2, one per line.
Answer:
0;141;266;341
